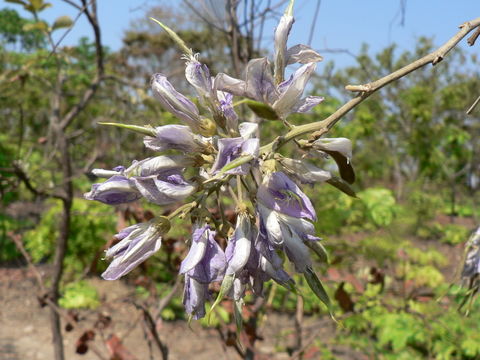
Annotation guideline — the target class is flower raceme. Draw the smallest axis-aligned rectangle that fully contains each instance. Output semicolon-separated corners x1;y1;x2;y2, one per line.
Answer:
85;0;355;321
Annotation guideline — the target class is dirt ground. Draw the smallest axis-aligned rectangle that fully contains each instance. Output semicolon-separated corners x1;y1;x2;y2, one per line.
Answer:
0;265;342;360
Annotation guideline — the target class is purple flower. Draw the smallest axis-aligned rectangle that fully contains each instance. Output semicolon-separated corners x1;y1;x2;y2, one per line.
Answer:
84;175;141;205
257;171;316;221
215;58;323;119
102;217;170;280
258;203;318;273
225;213;253;276
151;73;201;129
273;10;294;84
279;158;331;185
144;124;208;153
180;224;226;319
133;169;196;205
210;136;259;175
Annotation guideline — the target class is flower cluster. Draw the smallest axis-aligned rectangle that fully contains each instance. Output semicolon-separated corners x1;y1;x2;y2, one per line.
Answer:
85;1;355;320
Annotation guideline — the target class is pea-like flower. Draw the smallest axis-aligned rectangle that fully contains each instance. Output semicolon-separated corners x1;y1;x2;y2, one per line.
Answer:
144;124;209;154
102;217;170;280
180;224;226;319
257;171;316;221
84;175;141;205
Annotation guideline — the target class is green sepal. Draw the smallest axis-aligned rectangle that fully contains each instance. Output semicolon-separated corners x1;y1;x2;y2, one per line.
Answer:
97;122;156;137
233;299;244;336
305;241;329;263
206;274;234;324
150;18;193;57
326;176;357;198
245;100;279;120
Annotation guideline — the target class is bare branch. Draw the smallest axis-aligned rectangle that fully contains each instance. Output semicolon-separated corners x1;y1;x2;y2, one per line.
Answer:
467;95;480;115
467;26;480;46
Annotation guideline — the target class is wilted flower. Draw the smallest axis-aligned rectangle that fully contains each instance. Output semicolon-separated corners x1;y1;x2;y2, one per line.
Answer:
102;217;170;280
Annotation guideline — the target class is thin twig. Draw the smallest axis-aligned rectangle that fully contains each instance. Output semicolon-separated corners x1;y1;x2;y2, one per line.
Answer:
466;95;480;115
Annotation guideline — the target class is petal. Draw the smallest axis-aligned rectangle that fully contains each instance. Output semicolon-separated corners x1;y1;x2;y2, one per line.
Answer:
291;96;324;113
286;44;323;65
185;59;213;98
102;222;163;280
272;63;316;119
151;73;200;128
280;158;331;184
132;173;195;205
226;215;252;275
214;73;246;97
210;137;257;175
179;225;209;274
239;122;259;139
245;58;277;103
125;155;192;177
257;172;316;221
274;14;294;83
84;175;141;205
183;275;208;320
144;124;206;153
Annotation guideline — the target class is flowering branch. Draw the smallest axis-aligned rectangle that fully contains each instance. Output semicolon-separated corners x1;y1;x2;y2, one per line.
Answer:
260;16;480;152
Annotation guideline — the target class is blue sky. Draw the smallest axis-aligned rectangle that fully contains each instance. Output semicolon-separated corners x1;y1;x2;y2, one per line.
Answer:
3;0;479;68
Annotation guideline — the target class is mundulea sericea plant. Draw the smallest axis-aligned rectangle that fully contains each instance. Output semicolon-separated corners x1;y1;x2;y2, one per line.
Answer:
85;0;356;321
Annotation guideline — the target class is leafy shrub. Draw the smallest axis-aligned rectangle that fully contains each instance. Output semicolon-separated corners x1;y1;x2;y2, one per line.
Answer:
24;198;116;276
59;280;100;309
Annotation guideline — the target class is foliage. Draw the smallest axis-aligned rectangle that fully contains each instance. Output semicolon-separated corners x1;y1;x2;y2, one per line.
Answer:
23;199;116;275
59;280;100;309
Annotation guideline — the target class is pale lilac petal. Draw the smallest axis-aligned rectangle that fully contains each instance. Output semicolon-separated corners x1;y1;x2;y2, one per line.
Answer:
274;14;294;82
189;233;226;283
185;60;212;98
102;221;163;280
257;172;316;221
280;158;331;184
292;96;324;113
151;73;200;128
217;91;238;131
214;73;246;97
238;122;258;139
125;155;192;177
183;275;208;320
272;63;316;118
132;172;195;205
211;137;259;175
144;125;206;153
91;169;121;178
179;225;209;274
313;137;353;160
245;58;277;103
84;175;141;205
286;44;323;65
225;214;252;275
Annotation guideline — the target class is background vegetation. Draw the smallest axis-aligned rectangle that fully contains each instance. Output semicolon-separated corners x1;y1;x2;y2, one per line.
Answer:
1;1;479;359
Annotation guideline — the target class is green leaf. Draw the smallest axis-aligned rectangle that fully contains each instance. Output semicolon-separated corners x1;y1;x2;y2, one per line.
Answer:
52;15;73;31
22;21;48;32
305;241;329;263
245;100;280;120
322;149;355;184
303;267;330;309
5;0;28;5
